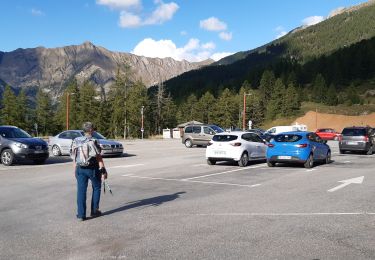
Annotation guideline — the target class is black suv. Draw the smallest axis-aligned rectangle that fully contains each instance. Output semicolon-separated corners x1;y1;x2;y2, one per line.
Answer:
0;126;49;166
339;126;374;154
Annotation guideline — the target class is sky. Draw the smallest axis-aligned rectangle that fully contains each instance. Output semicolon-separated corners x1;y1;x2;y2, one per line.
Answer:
0;0;369;62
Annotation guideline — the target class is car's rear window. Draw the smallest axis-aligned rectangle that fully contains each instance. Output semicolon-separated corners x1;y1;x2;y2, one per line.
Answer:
274;134;302;142
212;135;238;142
342;128;366;136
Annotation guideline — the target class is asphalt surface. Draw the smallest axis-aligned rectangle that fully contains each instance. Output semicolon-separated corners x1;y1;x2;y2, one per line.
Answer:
0;139;374;260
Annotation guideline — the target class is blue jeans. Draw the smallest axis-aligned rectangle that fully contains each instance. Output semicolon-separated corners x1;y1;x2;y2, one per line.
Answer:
75;166;101;218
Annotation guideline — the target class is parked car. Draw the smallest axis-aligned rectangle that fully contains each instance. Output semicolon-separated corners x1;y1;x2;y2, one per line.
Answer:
266;131;331;168
206;131;267;167
265;124;307;141
182;124;224;148
49;130;124;157
0;125;49;166
315;128;341;140
339;126;374;154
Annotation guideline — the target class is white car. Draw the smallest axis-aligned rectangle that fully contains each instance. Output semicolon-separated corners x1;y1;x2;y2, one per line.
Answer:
206;131;267;167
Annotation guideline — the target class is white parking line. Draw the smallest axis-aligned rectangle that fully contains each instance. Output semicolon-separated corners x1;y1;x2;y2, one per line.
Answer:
183;164;266;180
191;164;209;167
305;169;316;172
150;212;375;217
108;164;144;169
121;174;261;188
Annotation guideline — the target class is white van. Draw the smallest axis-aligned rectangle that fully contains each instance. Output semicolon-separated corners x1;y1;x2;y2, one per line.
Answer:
266;124;307;135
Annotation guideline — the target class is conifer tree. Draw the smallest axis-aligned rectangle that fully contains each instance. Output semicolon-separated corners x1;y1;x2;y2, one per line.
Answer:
311;74;326;103
56;80;80;130
35;88;53;135
266;78;285;120
126;81;149;137
212;88;237;128
15;89;28;130
258;70;276;107
325;84;338;106
79;81;99;125
1;86;18;126
196;91;216;124
283;83;300;116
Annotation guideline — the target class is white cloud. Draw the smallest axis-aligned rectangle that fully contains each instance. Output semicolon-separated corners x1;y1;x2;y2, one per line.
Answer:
119;11;142;28
144;1;179;25
302;16;324;27
219;31;232;41
96;0;141;10
275;26;287;39
210;52;233;61
31;8;44;16
180;30;187;36
328;7;345;18
132;38;229;62
200;17;227;31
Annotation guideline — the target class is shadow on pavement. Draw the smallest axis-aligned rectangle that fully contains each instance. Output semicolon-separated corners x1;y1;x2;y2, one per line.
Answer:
102;192;186;216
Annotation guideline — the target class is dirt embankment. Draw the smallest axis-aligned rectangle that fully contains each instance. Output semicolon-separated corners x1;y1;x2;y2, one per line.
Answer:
293;111;375;132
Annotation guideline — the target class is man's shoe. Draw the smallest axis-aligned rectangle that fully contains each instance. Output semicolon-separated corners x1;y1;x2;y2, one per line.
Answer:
77;217;86;221
90;210;102;218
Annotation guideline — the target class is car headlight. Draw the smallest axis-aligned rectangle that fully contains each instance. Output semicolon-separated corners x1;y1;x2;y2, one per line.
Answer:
14;142;28;149
119;144;123;148
100;144;111;149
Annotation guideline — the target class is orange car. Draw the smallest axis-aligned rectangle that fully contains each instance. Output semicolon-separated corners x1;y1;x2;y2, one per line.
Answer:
315;128;341;140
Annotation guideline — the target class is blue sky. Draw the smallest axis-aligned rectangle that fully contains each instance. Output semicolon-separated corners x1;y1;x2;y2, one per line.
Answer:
0;0;368;61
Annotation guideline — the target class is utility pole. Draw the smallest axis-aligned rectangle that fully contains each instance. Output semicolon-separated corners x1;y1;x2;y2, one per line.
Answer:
66;93;70;130
141;106;144;140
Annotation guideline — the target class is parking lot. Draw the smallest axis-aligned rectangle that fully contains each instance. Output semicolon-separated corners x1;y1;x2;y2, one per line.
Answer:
1;139;375;259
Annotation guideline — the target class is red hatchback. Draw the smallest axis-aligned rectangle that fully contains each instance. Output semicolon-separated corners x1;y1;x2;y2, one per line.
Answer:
315;128;341;140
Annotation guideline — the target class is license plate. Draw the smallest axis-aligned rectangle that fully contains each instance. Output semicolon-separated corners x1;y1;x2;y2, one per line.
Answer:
278;156;291;160
347;141;358;145
214;150;226;155
35;150;45;154
114;149;122;152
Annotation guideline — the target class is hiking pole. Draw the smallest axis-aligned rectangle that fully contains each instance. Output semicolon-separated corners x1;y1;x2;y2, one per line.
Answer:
103;180;113;195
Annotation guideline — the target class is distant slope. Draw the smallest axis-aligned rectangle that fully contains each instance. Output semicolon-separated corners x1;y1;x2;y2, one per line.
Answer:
0;42;212;99
162;1;375;101
216;0;375;65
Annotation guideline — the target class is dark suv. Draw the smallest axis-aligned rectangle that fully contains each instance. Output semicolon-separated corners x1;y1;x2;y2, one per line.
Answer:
339;126;374;154
0;126;49;166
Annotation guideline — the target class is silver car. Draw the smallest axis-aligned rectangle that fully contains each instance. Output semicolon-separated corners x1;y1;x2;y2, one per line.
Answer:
49;130;124;157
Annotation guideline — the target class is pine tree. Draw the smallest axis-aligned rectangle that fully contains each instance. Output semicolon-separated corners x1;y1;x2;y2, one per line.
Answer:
0;86;18;126
56;80;80;130
212;88;237;129
35;88;53;135
283;83;300;116
196;91;216;124
311;74;326;103
15;89;28;130
126;81;149;137
258;70;276;108
325;84;338;106
79;81;99;125
266;78;285;120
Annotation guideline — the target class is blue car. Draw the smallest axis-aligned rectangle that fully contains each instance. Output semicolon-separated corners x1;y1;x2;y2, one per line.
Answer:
266;131;331;168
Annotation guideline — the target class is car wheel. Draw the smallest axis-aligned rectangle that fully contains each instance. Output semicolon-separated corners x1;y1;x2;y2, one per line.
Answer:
184;139;193;148
238;152;249;167
34;159;46;165
339;149;345;154
267;160;275;167
304;154;314;169
207;159;216;165
1;149;15;166
52;145;62;156
325;151;331;164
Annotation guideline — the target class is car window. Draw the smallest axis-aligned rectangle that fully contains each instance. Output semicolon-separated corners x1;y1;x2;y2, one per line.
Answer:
204;127;214;135
342;128;366;136
268;128;276;134
241;133;252;141
59;132;70;139
0;127;31;138
184;126;192;133
209;125;224;133
193;126;201;134
70;132;82;139
213;135;238;142
274;134;302;142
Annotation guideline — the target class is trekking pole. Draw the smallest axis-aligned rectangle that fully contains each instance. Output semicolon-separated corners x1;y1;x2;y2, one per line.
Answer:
103;180;113;195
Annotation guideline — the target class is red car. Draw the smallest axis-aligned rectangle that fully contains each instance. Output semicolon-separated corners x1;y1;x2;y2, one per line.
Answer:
315;128;341;140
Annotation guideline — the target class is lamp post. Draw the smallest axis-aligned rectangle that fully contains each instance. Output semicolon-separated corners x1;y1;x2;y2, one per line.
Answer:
66;92;75;130
243;93;252;130
141;106;144;140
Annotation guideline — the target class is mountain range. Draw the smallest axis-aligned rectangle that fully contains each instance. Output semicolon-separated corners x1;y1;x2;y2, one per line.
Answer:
0;41;212;99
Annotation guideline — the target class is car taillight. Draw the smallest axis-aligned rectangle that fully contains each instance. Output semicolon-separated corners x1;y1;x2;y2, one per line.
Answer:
297;143;308;148
230;142;242;147
338;135;342;141
364;136;369;142
267;143;274;148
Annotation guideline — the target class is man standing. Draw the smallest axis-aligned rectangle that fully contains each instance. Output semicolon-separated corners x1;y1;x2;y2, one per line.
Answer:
71;122;108;221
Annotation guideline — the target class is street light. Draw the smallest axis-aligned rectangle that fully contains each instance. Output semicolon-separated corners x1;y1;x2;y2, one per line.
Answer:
66;92;75;130
141;106;144;140
243;93;252;130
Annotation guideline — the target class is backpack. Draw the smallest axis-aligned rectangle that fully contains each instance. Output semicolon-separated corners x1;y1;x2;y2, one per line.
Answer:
71;136;100;167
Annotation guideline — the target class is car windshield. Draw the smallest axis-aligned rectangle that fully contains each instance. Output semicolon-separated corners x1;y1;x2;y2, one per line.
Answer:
342;128;366;136
0;127;31;138
274;134;302;142
210;125;224;133
79;131;106;139
212;135;238;142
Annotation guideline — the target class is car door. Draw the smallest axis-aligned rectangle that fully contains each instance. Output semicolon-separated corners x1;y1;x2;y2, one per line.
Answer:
58;131;74;154
202;126;215;144
307;133;321;159
251;133;267;158
241;133;257;158
312;133;326;159
192;126;204;145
